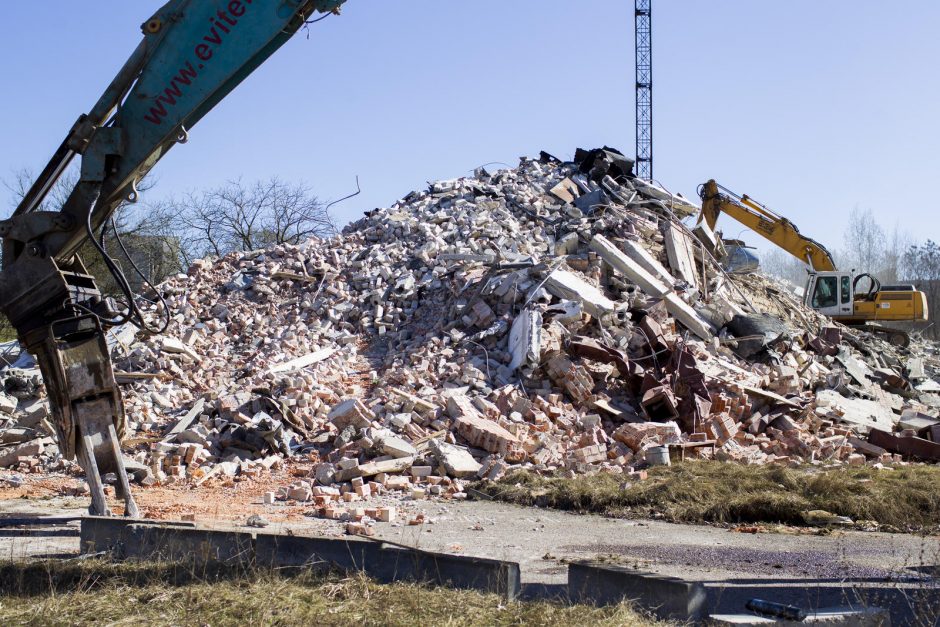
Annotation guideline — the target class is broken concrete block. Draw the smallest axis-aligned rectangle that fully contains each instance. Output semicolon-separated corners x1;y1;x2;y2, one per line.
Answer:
692;219;720;255
0;428;39;446
897;411;939;436
14;400;48;430
329;399;374;430
161;336;199;360
544;270;617;318
508;310;542;371
162;398;207;443
375;430;418;459
0;393;17;416
0;441;44;467
357;456;415;478
429;439;482;478
815;390;895;433
554;232;580;256
267;347;336;375
662;223;699;289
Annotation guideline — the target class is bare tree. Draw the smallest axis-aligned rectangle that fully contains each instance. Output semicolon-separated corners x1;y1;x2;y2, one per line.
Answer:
2;167;175;295
163;177;335;264
902;240;940;339
841;207;885;275
880;223;912;284
3;167;80;216
759;247;809;288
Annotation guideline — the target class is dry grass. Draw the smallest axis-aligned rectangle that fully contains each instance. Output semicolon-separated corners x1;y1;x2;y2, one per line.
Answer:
0;315;15;343
0;560;662;627
475;461;940;532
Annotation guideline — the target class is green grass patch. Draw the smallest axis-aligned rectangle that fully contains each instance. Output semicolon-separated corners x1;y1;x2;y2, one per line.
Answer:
0;560;662;626
475;461;940;532
0;315;14;343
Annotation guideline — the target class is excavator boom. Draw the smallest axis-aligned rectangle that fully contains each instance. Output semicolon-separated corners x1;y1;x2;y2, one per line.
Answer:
698;179;928;345
0;0;348;516
698;179;836;272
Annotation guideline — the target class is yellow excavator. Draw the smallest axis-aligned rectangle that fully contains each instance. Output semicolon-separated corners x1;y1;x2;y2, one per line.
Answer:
698;180;928;347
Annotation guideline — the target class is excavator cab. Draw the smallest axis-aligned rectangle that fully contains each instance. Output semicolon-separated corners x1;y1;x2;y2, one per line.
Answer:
806;271;928;346
805;272;854;317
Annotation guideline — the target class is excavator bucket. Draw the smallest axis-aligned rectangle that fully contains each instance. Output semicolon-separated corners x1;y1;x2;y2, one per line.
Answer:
27;315;139;517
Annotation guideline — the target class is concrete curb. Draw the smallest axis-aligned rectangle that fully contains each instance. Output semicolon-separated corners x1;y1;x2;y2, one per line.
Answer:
568;560;707;622
373;544;520;597
254;531;380;572
707;606;892;626
125;523;256;565
81;517;520;599
78;518;897;623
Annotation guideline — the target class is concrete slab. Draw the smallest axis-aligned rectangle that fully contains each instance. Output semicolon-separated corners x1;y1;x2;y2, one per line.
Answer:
815;390;896;433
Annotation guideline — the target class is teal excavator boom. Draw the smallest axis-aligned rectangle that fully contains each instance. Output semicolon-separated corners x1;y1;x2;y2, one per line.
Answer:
0;0;348;516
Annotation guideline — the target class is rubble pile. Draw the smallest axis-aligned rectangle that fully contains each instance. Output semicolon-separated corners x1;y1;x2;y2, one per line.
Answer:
2;147;940;520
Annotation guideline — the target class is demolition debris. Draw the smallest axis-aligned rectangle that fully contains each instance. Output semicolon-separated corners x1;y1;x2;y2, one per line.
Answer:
3;146;940;532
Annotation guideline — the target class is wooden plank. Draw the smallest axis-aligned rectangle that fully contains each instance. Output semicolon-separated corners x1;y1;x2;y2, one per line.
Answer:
114;372;164;383
271;271;319;283
267;347;336;375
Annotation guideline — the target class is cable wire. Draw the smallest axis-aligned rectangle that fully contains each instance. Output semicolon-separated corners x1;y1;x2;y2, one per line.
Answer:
84;206;170;334
109;218;171;335
84;209;135;327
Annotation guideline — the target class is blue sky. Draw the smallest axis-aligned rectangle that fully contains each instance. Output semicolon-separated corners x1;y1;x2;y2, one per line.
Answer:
1;1;938;252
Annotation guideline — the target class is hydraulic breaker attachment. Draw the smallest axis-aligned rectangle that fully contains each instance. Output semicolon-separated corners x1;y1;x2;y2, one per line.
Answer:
2;247;139;517
25;316;138;518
